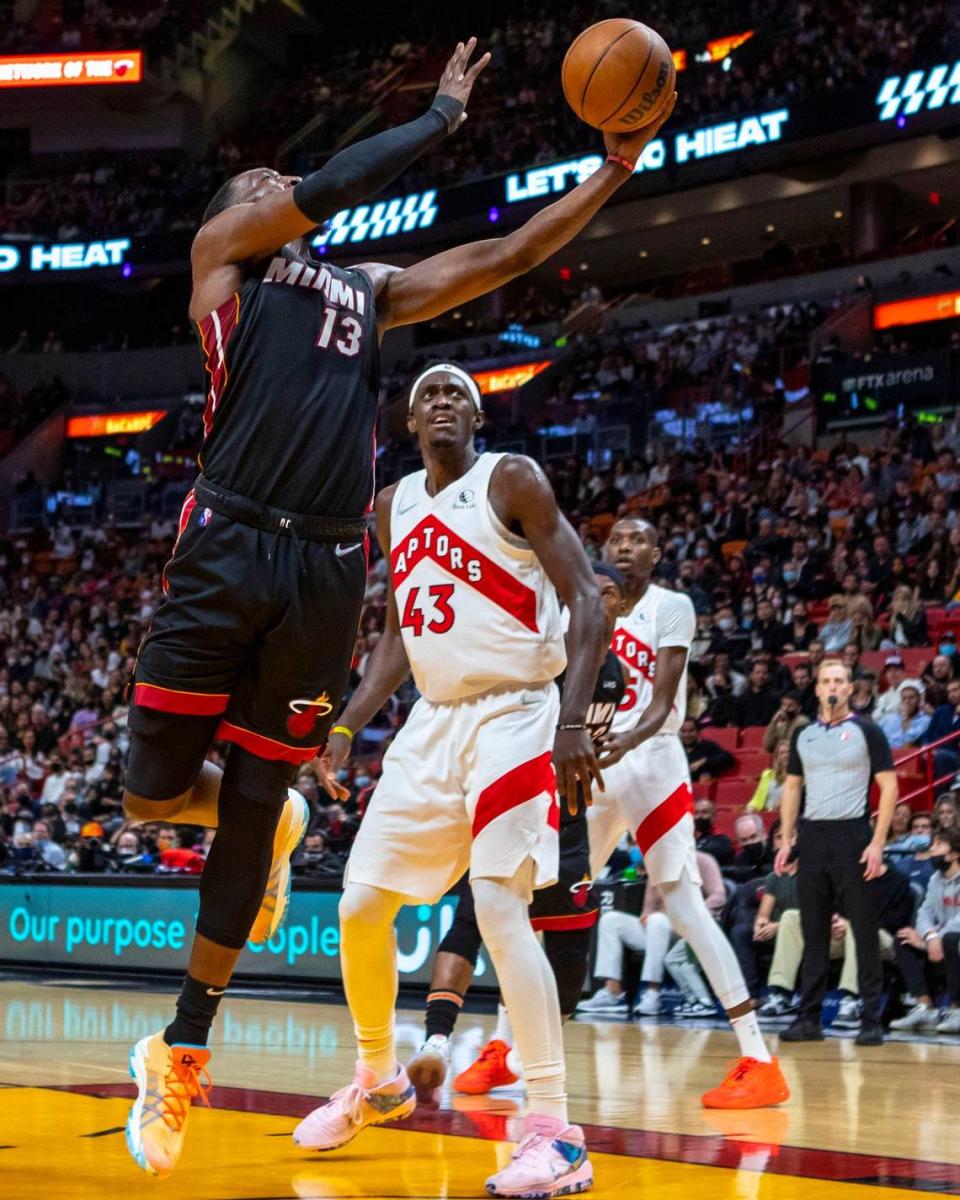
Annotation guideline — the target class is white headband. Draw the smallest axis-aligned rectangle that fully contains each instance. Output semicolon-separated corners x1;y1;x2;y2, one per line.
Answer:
408;363;482;412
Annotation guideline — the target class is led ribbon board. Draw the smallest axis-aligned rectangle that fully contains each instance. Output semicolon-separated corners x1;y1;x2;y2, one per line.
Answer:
0;51;142;88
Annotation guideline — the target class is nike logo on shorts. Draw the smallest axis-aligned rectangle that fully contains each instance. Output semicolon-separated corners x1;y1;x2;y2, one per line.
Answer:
335;542;363;557
206;987;226;997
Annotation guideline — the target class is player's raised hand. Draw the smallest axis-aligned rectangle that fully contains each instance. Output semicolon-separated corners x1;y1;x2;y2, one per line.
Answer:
603;90;677;166
313;734;352;801
554;728;604;815
435;37;491;127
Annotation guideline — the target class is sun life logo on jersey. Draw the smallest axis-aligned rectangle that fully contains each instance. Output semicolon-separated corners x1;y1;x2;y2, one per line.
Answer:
453;488;476;509
286;692;333;739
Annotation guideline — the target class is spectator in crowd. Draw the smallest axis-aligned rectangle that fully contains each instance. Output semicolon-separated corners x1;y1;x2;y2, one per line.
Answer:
31;819;66;870
935;795;958;831
576;851;725;1018
782;600;818;652
878;685;931;750
693;797;735;867
748;740;790;813
732;660;781;729
292;827;345;878
763;692;809;754
890;828;960;1034
791;662;817;717
729;822;790;1004
923;678;960;779
885;810;937;893
727;811;771;883
884;585;928;648
680;716;735;782
819;596;854;652
874;656;924;720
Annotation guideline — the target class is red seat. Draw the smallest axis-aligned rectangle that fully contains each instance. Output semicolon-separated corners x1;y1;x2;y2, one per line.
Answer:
900;648;932;676
714;778;755;808
859;651;886;675
692;781;716;802
733;749;769;780
780;652;809;673
704;726;740;752
739;726;767;749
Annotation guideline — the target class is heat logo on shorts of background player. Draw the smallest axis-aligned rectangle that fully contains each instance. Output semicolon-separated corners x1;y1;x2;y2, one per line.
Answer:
286;692;333;739
569;876;594;909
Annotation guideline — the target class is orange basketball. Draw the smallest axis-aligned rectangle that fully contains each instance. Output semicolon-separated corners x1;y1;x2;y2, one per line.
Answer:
562;19;676;133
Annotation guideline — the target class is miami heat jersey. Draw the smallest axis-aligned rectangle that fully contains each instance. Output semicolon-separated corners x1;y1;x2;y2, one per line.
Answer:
389;453;566;703
194;254;379;517
610;583;695;735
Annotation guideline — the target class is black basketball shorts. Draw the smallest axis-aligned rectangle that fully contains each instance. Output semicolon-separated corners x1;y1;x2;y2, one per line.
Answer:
130;488;367;780
529;813;599;932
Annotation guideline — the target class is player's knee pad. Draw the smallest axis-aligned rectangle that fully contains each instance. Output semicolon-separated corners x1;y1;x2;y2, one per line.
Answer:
194;749;291;950
338;883;403;938
471;877;528;953
220;746;296;810
125;707;220;801
437;903;483;966
543;927;594;1017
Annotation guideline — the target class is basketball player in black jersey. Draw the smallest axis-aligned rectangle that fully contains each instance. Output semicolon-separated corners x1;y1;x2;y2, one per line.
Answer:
122;27;676;1175
405;562;627;1107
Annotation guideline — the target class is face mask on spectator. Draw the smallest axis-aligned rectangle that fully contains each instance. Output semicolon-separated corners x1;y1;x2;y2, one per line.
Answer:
702;503;714;514
930;854;948;872
752;571;766;584
694;547;707;559
739;842;765;864
940;643;957;657
807;537;819;549
783;569;798;584
354;774;371;787
694;815;713;835
718;617;735;633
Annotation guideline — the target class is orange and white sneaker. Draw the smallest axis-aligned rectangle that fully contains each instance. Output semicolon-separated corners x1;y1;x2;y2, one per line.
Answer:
125;1031;211;1177
454;1038;519;1095
701;1056;790;1109
249;788;310;944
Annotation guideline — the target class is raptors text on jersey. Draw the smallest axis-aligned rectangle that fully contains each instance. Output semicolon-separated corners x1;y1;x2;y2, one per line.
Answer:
389;454;566;703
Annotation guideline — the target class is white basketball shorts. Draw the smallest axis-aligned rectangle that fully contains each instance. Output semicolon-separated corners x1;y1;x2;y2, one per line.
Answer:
345;682;560;904
587;732;700;887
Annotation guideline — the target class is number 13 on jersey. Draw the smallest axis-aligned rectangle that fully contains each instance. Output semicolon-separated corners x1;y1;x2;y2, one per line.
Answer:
400;584;456;636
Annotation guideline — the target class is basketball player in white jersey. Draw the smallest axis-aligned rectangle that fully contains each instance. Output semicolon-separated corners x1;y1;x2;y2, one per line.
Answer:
589;517;791;1110
294;364;606;1197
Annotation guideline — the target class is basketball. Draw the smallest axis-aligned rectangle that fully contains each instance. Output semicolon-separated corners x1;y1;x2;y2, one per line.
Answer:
562;18;676;133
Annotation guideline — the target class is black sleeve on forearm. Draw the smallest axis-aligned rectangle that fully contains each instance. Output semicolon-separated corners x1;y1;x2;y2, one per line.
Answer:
292;95;462;225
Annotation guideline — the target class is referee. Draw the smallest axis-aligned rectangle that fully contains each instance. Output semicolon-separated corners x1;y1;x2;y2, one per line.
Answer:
774;658;898;1045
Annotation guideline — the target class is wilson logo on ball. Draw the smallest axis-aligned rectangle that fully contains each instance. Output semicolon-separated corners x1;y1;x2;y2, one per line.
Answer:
618;60;672;127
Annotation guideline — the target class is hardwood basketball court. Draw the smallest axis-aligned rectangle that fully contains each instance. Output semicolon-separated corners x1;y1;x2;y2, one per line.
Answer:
1;975;958;1198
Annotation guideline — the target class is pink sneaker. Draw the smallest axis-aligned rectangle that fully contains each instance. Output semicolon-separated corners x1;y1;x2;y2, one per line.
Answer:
486;1114;593;1197
293;1062;415;1151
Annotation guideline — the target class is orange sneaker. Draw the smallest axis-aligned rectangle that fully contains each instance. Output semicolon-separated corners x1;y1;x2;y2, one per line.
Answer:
701;1056;790;1110
453;1039;519;1095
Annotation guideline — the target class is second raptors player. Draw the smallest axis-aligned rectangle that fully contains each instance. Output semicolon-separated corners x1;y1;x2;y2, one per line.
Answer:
293;364;605;1197
589;517;791;1110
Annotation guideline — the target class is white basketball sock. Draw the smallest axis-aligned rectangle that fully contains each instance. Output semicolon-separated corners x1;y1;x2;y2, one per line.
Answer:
494;1002;514;1046
473;869;567;1123
730;1010;772;1063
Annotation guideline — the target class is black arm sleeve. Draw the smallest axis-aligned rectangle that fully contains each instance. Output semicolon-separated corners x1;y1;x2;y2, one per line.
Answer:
787;726;805;777
292;95;462;225
858;716;895;774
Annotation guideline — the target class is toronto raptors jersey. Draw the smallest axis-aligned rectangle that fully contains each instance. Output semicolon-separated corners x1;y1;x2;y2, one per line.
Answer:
610;583;696;735
194;254;379;516
389;453;566;703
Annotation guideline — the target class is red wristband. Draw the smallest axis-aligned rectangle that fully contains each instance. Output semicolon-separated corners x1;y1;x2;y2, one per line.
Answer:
606;153;635;173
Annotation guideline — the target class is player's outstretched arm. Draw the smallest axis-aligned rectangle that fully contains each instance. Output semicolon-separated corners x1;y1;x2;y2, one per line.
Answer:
490;456;606;810
325;486;413;778
371;93;676;331
193;39;489;269
597;645;686;768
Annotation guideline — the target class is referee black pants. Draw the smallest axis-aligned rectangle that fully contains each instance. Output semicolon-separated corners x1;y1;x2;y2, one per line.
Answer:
797;818;883;1024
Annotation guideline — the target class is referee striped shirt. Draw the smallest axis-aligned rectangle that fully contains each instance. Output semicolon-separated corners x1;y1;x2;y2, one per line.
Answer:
787;714;894;821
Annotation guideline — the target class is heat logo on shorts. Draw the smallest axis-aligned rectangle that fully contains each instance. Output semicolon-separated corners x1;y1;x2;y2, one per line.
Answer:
569;877;593;909
286;692;333;739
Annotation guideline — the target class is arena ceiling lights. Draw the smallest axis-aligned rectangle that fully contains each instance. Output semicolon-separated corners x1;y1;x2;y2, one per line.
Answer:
0;50;142;88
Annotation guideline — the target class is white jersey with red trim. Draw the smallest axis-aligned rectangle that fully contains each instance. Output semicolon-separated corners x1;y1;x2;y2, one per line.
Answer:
610;583;696;736
389;453;566;703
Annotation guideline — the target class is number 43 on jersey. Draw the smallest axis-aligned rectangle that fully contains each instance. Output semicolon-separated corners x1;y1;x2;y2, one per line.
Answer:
400;584;456;636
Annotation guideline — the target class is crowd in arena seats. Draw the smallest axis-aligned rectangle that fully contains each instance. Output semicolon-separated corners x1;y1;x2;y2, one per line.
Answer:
3;366;960;1021
0;0;205;58
7;0;960;242
0;373;68;457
